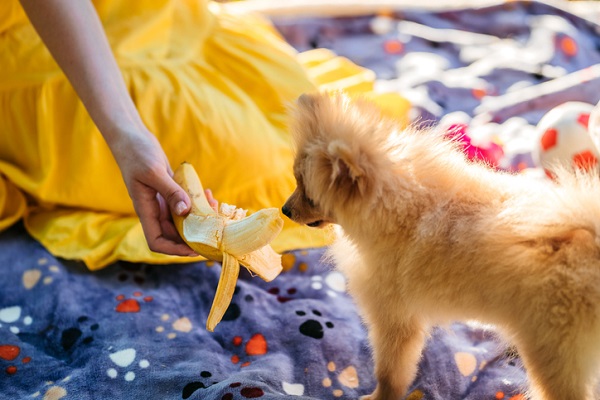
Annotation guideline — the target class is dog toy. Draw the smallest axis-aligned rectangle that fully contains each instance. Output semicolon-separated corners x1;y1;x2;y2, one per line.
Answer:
171;162;283;331
533;101;599;176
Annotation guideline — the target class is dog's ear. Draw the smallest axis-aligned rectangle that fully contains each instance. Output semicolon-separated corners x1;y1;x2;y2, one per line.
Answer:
327;139;368;194
297;93;317;110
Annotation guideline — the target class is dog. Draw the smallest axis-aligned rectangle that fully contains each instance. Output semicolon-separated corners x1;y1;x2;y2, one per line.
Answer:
282;92;600;400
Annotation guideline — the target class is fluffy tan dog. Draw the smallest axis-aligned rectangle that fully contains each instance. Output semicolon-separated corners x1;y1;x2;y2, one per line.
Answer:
282;92;600;400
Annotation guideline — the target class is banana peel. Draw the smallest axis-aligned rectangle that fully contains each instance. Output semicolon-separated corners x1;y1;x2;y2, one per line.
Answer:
171;162;284;331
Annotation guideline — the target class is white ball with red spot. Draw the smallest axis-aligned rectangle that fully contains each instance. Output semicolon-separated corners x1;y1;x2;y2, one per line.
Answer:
588;99;600;152
533;102;598;175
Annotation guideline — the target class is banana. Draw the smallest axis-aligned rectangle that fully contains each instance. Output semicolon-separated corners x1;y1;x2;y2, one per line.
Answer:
171;162;284;331
206;252;240;332
222;208;283;257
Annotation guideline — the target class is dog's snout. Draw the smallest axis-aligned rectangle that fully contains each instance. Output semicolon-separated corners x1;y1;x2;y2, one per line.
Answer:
281;205;292;219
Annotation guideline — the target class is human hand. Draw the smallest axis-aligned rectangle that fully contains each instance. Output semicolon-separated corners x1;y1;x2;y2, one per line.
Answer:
108;129;217;257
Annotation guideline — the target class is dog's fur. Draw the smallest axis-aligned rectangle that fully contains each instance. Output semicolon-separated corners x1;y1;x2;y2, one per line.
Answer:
282;92;600;400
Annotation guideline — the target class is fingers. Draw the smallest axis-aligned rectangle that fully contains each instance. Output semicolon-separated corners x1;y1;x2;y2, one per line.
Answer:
156;193;188;244
133;182;197;257
149;236;198;257
153;169;192;217
205;189;219;212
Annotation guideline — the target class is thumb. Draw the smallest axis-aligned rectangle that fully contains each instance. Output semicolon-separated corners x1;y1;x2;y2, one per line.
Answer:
154;173;191;217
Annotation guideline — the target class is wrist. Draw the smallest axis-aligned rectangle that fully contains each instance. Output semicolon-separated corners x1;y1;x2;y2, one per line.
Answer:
95;105;148;144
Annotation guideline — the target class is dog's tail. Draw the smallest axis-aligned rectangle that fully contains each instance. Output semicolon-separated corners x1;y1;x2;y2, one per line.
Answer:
494;166;600;252
552;166;600;238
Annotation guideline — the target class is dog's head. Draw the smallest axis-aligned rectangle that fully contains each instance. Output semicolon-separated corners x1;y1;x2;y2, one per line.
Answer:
282;92;396;228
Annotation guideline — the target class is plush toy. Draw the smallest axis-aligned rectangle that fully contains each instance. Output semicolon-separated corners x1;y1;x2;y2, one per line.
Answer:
439;112;504;168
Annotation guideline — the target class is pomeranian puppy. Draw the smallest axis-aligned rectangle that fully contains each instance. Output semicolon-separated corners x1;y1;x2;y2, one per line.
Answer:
282;92;600;400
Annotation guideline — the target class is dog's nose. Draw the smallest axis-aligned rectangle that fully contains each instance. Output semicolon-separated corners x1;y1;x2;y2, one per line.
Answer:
281;205;292;219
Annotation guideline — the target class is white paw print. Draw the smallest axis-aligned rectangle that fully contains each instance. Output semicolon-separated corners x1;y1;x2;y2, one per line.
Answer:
282;381;305;396
106;348;149;382
0;306;32;334
311;272;346;298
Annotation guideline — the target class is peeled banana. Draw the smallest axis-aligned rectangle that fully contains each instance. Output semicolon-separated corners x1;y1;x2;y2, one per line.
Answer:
171;162;284;331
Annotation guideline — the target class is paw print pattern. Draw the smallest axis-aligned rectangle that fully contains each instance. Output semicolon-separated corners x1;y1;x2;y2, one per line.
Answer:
155;314;193;339
114;292;153;313
282;382;305;396
216;285;258;326
296;310;334;339
31;376;71;399
322;361;360;398
116;263;150;285
182;371;220;399
106;348;149;382
21;258;61;289
310;272;346;298
0;306;33;334
221;383;265;400
281;252;309;273
230;333;268;367
493;392;526;400
0;344;31;375
405;389;425;400
267;286;297;303
61;316;99;351
182;376;266;400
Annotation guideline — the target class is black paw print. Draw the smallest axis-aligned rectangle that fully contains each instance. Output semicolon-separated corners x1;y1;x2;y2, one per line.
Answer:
267;286;298;303
296;310;334;339
220;286;259;324
61;316;99;351
182;371;220;399
116;263;149;285
220;286;245;323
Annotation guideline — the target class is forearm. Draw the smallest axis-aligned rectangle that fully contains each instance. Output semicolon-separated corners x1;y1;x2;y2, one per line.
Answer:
19;0;145;145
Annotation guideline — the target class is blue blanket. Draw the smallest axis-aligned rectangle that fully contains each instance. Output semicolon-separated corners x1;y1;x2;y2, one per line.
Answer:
0;224;525;399
2;1;599;399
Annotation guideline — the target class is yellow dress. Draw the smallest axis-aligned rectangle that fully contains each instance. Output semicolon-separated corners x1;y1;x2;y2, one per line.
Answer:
0;0;410;270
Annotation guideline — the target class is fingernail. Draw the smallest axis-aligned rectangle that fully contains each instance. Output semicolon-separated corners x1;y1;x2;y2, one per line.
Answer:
175;201;187;216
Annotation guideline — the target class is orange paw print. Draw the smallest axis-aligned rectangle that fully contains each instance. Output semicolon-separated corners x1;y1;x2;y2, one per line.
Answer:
230;333;268;367
115;292;153;313
0;344;31;375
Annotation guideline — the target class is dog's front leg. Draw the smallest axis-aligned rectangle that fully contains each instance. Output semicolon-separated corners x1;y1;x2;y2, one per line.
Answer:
361;316;426;400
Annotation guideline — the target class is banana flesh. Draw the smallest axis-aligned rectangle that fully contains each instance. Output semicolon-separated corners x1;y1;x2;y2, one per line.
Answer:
171;162;284;331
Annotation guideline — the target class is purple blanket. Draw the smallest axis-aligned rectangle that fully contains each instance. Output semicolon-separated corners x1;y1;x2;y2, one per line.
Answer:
2;1;599;399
